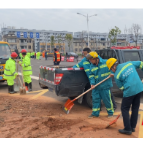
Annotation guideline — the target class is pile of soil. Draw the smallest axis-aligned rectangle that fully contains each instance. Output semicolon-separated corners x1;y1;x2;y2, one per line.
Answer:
0;93;139;138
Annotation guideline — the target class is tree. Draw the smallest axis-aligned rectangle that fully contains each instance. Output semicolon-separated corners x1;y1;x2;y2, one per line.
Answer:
128;24;142;47
108;26;121;46
65;34;73;52
50;36;55;51
57;35;62;52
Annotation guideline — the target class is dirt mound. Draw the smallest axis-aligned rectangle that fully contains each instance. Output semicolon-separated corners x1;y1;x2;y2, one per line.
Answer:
43;117;80;132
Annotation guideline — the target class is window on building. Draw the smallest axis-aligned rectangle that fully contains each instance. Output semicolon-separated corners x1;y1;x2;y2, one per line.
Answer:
28;46;31;49
7;39;16;43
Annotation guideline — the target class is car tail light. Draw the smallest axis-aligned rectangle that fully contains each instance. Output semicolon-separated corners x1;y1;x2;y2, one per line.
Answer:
54;73;63;85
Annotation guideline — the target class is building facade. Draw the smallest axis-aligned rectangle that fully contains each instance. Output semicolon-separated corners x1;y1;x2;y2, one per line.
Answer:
73;31;143;53
1;27;73;53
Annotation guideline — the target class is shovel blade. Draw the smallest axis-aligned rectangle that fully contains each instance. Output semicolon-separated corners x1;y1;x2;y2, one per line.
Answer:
63;99;74;114
19;87;26;95
106;114;120;128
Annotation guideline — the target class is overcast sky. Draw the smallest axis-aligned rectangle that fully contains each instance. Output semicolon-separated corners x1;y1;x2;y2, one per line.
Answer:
0;9;143;33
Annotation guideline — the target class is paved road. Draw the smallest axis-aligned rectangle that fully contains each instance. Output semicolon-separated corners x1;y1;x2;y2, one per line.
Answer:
0;56;143;110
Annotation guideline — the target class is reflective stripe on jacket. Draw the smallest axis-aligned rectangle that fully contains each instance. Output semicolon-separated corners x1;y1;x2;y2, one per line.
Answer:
114;61;143;97
3;58;18;80
89;56;113;90
54;51;61;62
20;55;32;76
73;57;90;79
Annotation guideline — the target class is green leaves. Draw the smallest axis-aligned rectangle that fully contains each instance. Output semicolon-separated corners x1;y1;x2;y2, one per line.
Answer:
50;36;55;47
65;34;73;52
108;26;121;44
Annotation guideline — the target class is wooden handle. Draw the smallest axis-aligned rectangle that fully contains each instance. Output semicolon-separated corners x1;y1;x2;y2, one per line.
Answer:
21;66;25;86
18;76;23;87
74;76;111;100
16;61;18;85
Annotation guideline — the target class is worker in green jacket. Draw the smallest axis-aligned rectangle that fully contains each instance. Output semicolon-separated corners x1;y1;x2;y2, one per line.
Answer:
3;52;19;94
36;52;40;60
27;52;31;58
19;53;23;60
30;52;33;58
19;49;33;91
32;52;35;58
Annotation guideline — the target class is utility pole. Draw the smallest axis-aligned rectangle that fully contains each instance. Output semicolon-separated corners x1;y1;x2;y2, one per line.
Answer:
77;13;97;48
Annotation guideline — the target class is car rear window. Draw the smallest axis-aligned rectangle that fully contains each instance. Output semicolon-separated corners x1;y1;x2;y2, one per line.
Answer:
124;51;140;62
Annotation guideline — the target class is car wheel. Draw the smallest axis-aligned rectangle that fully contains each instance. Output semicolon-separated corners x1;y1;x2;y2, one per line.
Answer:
84;90;92;108
39;83;48;89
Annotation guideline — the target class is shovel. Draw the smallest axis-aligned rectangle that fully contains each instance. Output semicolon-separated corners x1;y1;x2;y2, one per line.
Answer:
63;75;111;114
105;114;120;128
18;76;26;95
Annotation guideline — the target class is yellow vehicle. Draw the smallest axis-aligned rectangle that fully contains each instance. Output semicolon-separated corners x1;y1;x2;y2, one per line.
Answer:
0;41;11;82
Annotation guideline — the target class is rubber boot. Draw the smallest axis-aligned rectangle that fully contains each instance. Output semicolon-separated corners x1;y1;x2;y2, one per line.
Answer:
28;82;32;92
8;86;11;93
9;86;15;94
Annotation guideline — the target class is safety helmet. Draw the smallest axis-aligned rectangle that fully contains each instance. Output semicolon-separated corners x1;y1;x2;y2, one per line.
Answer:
106;58;117;70
11;52;18;58
21;49;27;53
86;51;98;60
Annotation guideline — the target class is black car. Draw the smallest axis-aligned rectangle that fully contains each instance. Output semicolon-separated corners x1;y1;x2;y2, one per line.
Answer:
66;52;78;61
66;52;78;58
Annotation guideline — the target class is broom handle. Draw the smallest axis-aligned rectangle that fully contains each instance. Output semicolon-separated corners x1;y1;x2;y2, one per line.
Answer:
18;76;23;87
74;76;111;101
16;61;18;85
21;66;25;86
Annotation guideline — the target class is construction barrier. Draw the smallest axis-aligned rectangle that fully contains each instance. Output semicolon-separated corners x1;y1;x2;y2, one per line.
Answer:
67;56;74;62
61;56;65;61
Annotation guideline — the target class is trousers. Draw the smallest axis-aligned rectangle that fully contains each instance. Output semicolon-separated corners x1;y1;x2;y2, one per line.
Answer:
121;92;141;131
23;75;32;84
7;79;14;86
92;89;114;117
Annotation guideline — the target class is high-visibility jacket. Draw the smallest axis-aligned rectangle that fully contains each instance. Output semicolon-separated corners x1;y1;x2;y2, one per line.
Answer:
27;52;31;58
19;55;32;76
114;61;143;98
32;52;35;56
73;57;91;79
89;56;113;90
54;51;61;62
3;58;18;80
30;52;33;57
19;53;23;60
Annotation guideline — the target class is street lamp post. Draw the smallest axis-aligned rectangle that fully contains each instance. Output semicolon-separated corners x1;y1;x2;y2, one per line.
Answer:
77;13;97;48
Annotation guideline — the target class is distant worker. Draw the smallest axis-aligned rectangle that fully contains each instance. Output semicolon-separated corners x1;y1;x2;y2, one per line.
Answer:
19;52;23;60
53;48;61;65
27;52;31;58
36;52;40;60
45;50;48;60
34;52;36;59
15;47;19;58
86;52;114;118
19;49;32;91
106;58;143;135
4;52;19;94
30;52;33;58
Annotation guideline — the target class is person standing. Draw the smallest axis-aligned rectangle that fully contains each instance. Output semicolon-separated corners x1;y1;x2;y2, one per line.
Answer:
106;58;143;135
3;52;19;94
86;52;114;118
19;49;33;92
27;52;31;59
53;48;61;65
45;50;48;60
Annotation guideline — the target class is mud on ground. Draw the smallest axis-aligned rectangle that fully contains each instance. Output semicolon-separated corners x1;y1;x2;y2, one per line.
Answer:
0;93;139;138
